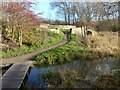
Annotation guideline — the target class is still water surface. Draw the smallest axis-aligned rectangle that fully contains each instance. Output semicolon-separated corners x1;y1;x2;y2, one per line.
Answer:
23;57;118;89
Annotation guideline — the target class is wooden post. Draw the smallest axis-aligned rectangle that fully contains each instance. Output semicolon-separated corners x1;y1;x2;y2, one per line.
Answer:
69;28;72;40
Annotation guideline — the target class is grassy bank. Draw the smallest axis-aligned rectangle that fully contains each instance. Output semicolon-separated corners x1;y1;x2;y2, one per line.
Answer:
43;68;88;88
43;68;119;88
34;34;108;67
1;32;64;59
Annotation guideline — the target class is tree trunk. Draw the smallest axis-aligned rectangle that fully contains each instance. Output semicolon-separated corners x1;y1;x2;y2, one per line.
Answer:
73;14;75;25
112;14;115;25
67;6;70;25
68;11;70;25
64;13;67;25
12;26;15;39
19;29;22;46
0;25;1;44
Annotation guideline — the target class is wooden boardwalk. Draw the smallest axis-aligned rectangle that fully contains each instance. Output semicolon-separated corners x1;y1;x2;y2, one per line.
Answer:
0;35;68;89
2;36;68;65
0;62;31;89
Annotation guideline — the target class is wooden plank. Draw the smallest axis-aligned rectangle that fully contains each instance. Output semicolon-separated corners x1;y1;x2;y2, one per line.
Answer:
0;62;31;89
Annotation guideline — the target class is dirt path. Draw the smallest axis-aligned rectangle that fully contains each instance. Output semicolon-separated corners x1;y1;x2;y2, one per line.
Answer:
2;36;68;65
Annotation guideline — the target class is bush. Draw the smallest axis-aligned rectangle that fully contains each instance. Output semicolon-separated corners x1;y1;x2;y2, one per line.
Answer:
1;32;65;59
35;34;112;67
95;75;119;88
43;68;88;88
111;24;119;32
35;35;86;67
95;20;118;32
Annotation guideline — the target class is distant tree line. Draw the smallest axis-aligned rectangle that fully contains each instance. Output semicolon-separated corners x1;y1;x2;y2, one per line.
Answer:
49;1;119;32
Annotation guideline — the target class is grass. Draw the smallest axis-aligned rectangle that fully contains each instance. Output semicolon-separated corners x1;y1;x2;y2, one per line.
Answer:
94;74;119;88
35;44;85;67
43;68;89;88
1;32;64;59
35;32;120;88
34;34;100;67
34;34;85;66
43;67;119;88
34;33;118;67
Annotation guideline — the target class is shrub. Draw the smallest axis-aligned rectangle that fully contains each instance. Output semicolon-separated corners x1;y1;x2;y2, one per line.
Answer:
1;32;64;59
34;35;86;67
43;68;88;88
35;34;113;67
95;75;119;88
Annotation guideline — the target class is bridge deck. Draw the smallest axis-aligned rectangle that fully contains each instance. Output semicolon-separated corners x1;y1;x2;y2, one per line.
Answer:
1;62;31;89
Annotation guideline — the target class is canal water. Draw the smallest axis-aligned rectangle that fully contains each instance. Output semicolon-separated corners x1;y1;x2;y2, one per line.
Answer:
22;57;119;89
1;64;13;78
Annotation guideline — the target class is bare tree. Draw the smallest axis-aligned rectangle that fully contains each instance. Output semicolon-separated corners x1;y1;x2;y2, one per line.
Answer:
50;2;68;24
50;1;118;32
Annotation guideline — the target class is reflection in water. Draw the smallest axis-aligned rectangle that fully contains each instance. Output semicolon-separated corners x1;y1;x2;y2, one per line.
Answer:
85;57;118;84
1;64;13;77
25;61;81;88
24;57;118;89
